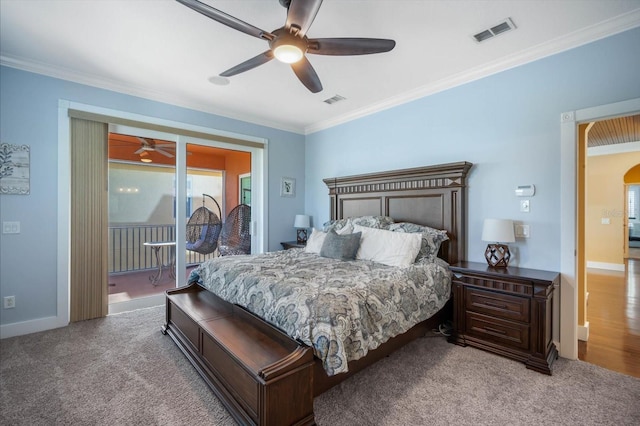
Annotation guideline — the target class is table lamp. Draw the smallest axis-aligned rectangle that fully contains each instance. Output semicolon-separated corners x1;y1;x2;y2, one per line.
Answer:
481;218;515;267
294;214;310;244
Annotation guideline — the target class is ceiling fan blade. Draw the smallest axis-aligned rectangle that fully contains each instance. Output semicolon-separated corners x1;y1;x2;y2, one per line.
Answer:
155;148;175;158
285;0;322;37
136;137;151;146
308;38;396;55
175;0;274;41
133;148;146;155
290;56;322;93
220;50;274;77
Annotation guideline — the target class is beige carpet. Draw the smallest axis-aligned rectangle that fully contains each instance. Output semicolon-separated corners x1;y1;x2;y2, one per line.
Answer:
1;306;639;425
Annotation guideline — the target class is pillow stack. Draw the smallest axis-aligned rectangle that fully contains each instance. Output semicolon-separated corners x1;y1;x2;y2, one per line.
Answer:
306;216;449;267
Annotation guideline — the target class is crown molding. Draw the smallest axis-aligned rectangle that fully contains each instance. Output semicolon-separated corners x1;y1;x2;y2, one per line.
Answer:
0;55;305;135
2;8;639;137
304;9;640;135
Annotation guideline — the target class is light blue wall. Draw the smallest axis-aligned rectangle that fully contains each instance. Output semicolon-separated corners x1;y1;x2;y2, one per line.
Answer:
305;28;640;271
2;27;639;329
0;67;305;325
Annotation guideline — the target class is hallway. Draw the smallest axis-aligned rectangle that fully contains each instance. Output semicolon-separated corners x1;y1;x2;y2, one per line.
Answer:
578;259;640;378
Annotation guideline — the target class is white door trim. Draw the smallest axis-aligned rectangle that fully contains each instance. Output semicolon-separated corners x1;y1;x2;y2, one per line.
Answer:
559;97;640;360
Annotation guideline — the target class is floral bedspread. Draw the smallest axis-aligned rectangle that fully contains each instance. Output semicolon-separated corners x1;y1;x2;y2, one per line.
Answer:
189;249;451;376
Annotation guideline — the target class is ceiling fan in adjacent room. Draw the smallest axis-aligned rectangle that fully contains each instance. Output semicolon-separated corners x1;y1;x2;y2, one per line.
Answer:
175;0;396;93
134;137;175;158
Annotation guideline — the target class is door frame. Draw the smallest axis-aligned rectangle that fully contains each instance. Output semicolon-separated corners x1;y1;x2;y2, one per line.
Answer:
239;172;251;205
560;97;640;360
57;100;268;327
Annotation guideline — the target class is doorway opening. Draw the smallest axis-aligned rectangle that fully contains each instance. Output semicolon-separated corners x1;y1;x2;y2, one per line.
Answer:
578;114;640;377
57;101;267;330
106;131;252;314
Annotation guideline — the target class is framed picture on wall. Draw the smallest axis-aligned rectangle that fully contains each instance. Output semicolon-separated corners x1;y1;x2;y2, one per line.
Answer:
0;143;30;195
280;177;295;197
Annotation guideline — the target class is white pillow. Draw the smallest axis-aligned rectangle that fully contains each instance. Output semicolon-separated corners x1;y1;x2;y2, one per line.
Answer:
304;228;327;254
353;224;422;267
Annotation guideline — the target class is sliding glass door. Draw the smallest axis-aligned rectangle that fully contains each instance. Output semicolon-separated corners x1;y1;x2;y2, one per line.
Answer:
107;127;177;311
175;137;262;281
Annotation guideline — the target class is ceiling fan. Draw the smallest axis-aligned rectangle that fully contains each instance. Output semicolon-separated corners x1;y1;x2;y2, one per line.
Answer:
176;0;396;93
134;137;175;158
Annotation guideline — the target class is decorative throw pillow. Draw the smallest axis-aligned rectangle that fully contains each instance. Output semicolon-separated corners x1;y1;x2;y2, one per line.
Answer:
323;215;395;234
322;218;353;234
388;222;449;262
350;215;395;229
353;224;422;267
304;228;327;254
319;230;362;261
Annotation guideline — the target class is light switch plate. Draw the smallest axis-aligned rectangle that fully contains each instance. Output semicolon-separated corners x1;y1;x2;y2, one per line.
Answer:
520;200;530;213
515;224;530;238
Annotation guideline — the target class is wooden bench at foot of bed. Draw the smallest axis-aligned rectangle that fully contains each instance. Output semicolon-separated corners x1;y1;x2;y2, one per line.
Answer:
162;283;315;426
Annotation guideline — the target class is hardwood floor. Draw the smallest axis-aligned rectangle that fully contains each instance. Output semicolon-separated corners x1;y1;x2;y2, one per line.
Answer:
578;259;640;378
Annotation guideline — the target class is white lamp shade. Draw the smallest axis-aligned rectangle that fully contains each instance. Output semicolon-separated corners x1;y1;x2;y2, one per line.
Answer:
481;219;515;243
294;214;310;228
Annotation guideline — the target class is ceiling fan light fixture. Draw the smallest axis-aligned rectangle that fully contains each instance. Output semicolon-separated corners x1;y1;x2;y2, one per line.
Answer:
274;44;304;63
177;0;395;92
270;31;307;63
140;158;152;163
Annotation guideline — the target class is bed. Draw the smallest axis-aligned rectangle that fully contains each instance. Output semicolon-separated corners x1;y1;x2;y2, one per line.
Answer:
162;161;472;425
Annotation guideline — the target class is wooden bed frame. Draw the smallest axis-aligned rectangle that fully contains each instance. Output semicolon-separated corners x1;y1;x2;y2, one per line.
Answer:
162;161;472;425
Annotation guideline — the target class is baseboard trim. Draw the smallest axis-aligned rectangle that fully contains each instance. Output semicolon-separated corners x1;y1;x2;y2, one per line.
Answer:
0;314;67;339
586;261;625;271
578;321;590;341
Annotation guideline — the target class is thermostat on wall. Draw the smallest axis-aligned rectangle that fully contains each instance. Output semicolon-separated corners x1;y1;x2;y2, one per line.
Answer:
515;184;535;197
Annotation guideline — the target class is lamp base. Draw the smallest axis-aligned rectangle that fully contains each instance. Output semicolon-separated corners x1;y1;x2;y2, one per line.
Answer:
485;244;511;268
296;229;308;244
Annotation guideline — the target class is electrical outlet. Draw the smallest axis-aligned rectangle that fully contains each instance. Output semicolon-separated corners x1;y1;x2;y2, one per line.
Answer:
520;200;530;213
2;221;20;234
3;296;16;309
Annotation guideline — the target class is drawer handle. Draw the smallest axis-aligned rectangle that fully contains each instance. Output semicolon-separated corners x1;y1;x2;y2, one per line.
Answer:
484;301;508;309
483;326;507;335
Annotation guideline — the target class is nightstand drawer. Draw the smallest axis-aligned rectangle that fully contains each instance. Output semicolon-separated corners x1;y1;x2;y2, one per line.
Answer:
465;312;530;351
465;287;530;322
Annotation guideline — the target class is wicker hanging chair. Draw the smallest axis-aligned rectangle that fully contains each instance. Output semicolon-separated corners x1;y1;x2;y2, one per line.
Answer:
186;194;222;255
218;204;251;256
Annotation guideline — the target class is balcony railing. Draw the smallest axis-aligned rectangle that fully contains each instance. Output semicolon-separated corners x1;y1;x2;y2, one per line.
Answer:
108;224;215;274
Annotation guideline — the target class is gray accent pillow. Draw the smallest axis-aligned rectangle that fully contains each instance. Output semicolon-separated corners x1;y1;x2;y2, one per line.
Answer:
320;230;362;261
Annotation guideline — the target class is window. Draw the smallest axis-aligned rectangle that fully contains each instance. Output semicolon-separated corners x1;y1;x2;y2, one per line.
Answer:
630;189;637;220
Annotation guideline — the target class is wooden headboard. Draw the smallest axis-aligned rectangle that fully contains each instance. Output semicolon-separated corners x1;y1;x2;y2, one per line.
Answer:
323;161;473;265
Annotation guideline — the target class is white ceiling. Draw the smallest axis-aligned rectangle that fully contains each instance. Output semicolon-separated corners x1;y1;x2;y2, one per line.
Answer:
2;0;640;134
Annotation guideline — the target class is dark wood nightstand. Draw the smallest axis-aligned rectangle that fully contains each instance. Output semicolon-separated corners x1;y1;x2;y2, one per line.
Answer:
280;241;305;250
448;261;559;375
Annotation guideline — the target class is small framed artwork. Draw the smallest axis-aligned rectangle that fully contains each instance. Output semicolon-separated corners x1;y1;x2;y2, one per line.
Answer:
0;143;30;195
280;177;295;197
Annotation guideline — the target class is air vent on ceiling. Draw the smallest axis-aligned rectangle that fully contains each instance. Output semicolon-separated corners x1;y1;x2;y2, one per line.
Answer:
473;18;516;43
323;94;346;105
